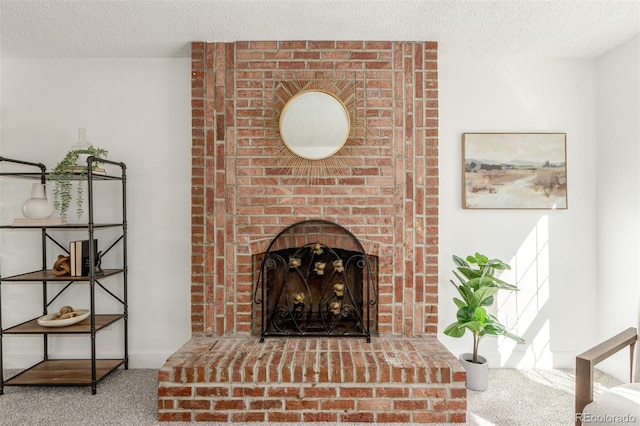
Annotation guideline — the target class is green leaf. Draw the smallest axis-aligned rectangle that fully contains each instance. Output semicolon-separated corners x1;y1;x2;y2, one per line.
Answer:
460;320;484;334
456;306;475;323
503;330;526;343
482;315;525;342
482;324;504;336
456;284;474;306
465;277;485;291
474;306;487;323
466;292;481;310
455;267;481;281
444;322;466;338
478;276;497;287
474;286;499;305
473;253;489;264
453;298;467;309
452;270;471;285
487;259;511;270
452;255;470;268
480;295;495;306
492;276;519;291
485;313;500;323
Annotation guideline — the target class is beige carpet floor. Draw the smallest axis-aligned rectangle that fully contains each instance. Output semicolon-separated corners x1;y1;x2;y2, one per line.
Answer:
0;368;622;425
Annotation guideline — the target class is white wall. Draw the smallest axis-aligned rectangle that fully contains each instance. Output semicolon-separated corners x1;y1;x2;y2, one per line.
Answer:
595;35;640;379
0;42;636;371
0;58;192;367
439;58;599;368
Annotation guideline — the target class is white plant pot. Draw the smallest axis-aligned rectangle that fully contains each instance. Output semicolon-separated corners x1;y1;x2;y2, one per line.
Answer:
459;353;489;391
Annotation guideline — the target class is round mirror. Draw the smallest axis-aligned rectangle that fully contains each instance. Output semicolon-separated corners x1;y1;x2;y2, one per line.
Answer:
279;90;350;160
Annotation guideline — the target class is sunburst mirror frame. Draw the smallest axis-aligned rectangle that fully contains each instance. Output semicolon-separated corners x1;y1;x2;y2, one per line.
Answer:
264;76;364;181
279;89;350;160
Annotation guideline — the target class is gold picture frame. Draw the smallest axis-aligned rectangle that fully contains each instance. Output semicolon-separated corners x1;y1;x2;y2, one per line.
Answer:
462;132;567;209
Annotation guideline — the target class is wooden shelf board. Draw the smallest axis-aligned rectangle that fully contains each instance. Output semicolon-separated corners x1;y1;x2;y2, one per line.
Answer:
0;268;123;282
4;359;124;386
0;172;122;181
3;314;123;334
1;223;123;229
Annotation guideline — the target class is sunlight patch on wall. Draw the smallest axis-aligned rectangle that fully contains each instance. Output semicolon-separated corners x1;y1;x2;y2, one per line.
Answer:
498;215;551;367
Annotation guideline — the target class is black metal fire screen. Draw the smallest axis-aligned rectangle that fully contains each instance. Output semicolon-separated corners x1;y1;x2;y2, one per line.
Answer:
254;220;376;342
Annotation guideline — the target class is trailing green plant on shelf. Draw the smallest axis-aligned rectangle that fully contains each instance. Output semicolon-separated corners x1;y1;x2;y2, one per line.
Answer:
443;252;525;364
50;146;108;222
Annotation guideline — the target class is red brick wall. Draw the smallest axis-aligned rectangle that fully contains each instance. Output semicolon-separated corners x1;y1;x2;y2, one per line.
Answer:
158;336;467;423
190;41;439;338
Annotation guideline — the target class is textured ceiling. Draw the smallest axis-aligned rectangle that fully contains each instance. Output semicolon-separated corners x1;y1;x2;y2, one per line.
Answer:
0;0;639;59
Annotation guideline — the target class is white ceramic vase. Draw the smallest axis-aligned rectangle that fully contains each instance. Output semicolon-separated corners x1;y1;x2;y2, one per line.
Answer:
22;183;54;219
459;352;489;391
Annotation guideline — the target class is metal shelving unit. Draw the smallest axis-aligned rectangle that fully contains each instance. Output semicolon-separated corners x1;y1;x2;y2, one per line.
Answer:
0;156;128;394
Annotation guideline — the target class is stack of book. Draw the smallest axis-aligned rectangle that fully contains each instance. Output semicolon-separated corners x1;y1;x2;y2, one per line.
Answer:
69;239;103;276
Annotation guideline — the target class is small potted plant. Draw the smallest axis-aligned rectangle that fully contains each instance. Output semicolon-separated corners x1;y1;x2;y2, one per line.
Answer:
443;252;525;391
49;129;107;222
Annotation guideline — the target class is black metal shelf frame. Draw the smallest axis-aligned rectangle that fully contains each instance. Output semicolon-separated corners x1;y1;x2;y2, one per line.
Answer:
0;156;128;395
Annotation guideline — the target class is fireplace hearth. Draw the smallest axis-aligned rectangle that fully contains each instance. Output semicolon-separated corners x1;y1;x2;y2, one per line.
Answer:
255;220;376;341
158;41;467;424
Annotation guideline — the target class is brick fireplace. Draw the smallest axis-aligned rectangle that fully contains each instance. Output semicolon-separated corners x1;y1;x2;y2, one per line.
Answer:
158;41;466;423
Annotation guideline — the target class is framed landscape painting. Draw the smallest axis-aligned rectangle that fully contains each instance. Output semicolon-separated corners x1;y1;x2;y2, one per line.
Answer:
462;133;567;209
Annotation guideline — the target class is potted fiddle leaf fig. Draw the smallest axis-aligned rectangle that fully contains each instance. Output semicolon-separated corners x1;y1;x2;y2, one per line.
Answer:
443;252;525;391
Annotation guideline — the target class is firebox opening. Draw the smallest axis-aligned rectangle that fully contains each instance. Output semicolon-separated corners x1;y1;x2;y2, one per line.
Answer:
252;220;378;342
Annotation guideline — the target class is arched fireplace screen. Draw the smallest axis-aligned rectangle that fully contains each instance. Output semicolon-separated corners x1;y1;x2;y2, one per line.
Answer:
254;220;376;342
